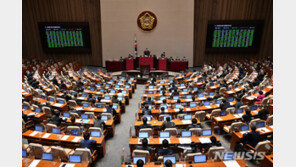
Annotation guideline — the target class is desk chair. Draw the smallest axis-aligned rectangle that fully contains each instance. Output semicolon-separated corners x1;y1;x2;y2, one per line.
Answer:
164;128;178;136
51;146;73;162
250;118;264;127
70;112;79;118
223;122;244;134
226;107;236;114
159;115;171;121
68;100;77;109
28;143;50;159
184;152;202;161
46;123;57;133
177;114;185;120
85;112;95;119
133;150;150;157
42;106;52;118
48;96;56;103
210;109;221;119
23;101;31;108
246;140;272;155
207;146;225;161
73;148;98;163
266;115;273;126
189;128;202;136
195;111;206;122
240;105;248;110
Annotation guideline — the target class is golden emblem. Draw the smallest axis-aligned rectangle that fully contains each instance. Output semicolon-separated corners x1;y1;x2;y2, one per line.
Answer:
137;11;157;31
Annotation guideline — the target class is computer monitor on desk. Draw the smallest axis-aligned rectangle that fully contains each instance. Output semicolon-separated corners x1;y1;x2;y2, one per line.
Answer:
139;132;149;138
181;131;192;137
163;156;176;164
194;155;207;163
42;153;53;161
133;156;146;164
202;130;212;136
159;132;170;138
69;155;81;163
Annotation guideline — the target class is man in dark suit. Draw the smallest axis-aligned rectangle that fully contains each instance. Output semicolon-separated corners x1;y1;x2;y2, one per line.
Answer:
220;99;230;111
161;116;176;130
52;77;58;85
139;117;152;130
186;118;200;130
80;132;97;153
51;110;65;127
144;48;150;57
141;105;152;115
136;138;154;153
143;97;155;106
243;124;260;149
242;109;253;123
106;104;116;116
157;139;173;156
203;136;222;153
93;115;105;129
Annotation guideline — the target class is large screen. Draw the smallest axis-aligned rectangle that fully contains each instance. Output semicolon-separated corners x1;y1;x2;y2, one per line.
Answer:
205;20;264;53
38;22;91;53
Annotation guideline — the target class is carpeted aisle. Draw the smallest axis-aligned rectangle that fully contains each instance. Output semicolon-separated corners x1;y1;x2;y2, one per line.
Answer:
95;85;145;167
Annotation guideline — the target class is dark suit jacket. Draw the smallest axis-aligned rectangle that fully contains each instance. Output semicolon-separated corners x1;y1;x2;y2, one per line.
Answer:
243;131;260;148
141;108;152;115
157;148;173;156
93;119;105;129
139;123;152;130
51;115;64;126
186;124;201;131
161;121;176;129
106;107;116;115
80;139;97;153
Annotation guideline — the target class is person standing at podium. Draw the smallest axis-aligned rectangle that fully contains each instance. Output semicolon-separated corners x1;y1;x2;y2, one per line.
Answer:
144;48;150;57
161;52;166;58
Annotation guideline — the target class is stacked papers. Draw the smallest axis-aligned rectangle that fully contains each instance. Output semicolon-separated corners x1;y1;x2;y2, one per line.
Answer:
182;120;192;124
179;138;192;144
223;160;240;167
199;137;212;144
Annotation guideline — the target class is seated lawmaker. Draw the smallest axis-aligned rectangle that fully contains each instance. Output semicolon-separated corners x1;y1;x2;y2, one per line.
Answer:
141;105;152;115
139;117;152;130
157;139;173;156
203;136;222;153
186;118;200;130
242;109;253;123
106;104;116;115
243;124;260;149
80;132;97;153
136;138;153;153
93;115;105;129
161;116;176;130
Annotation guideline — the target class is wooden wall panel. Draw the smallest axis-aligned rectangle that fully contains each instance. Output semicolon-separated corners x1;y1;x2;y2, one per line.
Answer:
194;0;273;66
22;0;102;66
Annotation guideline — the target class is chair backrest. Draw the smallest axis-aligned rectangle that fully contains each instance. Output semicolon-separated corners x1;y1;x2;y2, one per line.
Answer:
189;128;202;136
23;101;31;109
139;128;153;137
177;114;185;120
70;112;79;118
266;115;273;126
46;123;57;133
195;111;206;122
85;112;95;119
211;109;221;118
240;105;248;110
226;107;236;114
207;146;225;160
185;152;202;161
255;140;272;153
261;97;269;105
250;118;263;127
42;106;52;117
89;127;103;136
101;113;113;120
159;114;170;121
164;128;178;136
32;104;40;112
74;148;92;162
28;143;45;159
51;146;69;162
229;122;244;133
68;100;77;108
133;149;150;157
56;98;66;104
67;126;81;135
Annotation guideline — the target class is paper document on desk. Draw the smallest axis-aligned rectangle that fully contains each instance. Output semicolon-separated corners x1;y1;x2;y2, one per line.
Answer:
42;133;51;139
216;117;223;121
83;119;90;124
55;103;63;107
176;164;185;167
90;108;95;111
269;125;273;129
125;166;134;167
223;160;241;167
101;99;109;103
235;88;240;91
205;105;211;109
28;113;36;116
179;138;192;144
29;160;40;167
159;138;170;143
185;108;191;111
103;108;107;112
64;164;75;167
199;137;212;144
29;131;39;136
182;120;192;124
174;108;180;112
72;136;82;142
199;97;207;100
62;135;70;140
76;107;83;110
234;114;241;118
258;127;271;133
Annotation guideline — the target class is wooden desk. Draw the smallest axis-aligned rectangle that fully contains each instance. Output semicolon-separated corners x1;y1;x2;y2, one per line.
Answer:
134;119;200;134
23;109;47;122
230;126;273;151
260;153;273;167
74;106;121;123
22;130;106;157
65;118;115;137
22;158;90;167
122;159;247;167
129;135;219;154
